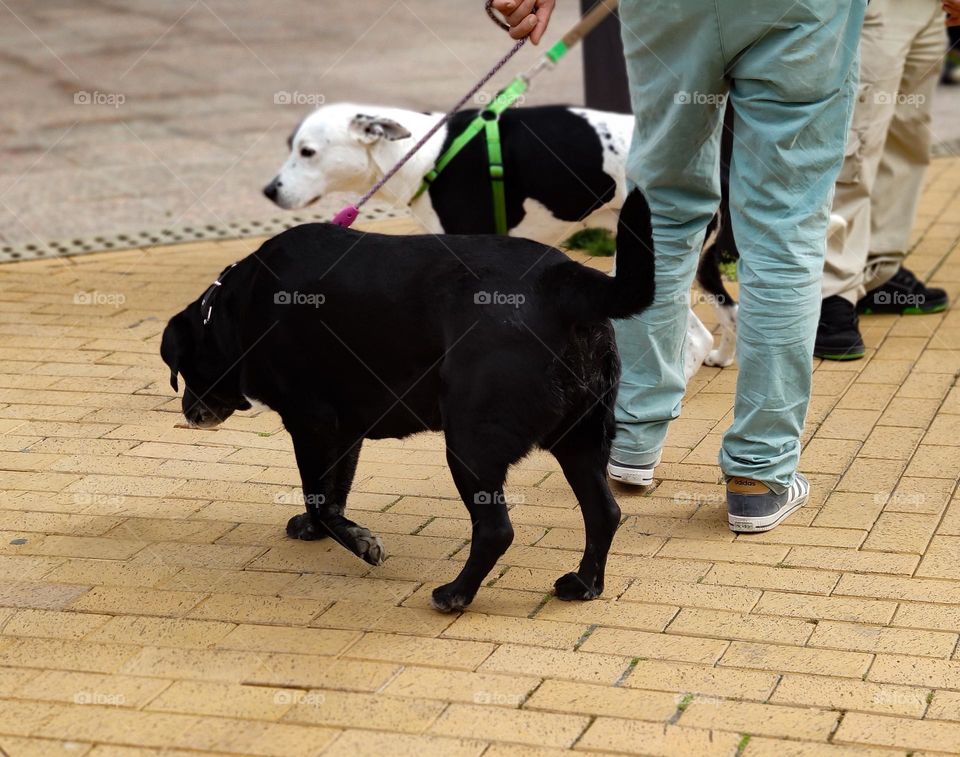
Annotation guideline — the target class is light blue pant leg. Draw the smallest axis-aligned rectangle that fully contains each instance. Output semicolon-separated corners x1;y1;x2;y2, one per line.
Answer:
717;1;865;491
615;0;865;488
612;0;727;466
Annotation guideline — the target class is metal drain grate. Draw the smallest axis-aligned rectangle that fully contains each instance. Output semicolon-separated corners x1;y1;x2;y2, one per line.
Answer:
0;206;410;264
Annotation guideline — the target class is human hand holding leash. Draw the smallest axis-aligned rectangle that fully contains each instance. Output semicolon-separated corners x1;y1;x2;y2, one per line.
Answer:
945;0;960;26
491;0;556;44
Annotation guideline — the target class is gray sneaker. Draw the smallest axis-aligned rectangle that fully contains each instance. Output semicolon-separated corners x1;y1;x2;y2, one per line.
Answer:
727;473;809;533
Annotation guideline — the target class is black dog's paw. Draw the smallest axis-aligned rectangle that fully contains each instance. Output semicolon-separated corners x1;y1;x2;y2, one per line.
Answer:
554;571;602;601
286;513;327;541
430;583;472;613
344;525;385;566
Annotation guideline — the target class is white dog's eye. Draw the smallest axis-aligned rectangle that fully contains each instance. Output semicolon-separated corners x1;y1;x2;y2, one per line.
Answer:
300;146;316;158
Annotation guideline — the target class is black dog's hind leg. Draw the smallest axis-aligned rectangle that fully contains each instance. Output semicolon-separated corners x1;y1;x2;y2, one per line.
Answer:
549;418;621;601
431;439;514;612
284;416;383;565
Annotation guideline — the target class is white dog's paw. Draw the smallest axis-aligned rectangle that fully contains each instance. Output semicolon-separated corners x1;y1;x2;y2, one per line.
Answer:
705;349;734;368
827;213;846;238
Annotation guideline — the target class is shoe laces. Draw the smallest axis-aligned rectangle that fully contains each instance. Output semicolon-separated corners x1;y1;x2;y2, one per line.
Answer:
819;296;858;332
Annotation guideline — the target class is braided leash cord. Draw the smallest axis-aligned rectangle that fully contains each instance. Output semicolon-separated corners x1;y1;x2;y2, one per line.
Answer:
332;0;524;227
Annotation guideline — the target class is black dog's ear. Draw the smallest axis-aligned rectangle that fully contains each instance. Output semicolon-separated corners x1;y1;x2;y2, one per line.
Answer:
160;312;193;393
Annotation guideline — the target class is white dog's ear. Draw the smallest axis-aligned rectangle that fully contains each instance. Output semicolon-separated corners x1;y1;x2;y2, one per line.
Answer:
349;113;411;144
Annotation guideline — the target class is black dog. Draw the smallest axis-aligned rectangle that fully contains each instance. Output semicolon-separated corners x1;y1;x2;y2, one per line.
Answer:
161;189;654;611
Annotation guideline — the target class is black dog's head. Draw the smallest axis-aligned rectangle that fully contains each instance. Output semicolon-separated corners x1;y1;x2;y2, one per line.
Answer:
160;303;251;429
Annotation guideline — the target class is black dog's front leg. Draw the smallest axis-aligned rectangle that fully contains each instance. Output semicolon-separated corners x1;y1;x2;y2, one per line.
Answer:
285;438;362;541
283;416;383;566
283;414;337;542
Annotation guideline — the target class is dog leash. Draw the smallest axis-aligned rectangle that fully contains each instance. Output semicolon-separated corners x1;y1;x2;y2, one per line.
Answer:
330;1;525;228
331;0;621;230
411;0;621;234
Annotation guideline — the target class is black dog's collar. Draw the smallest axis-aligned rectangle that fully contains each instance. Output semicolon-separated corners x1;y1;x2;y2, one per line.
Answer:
200;262;238;326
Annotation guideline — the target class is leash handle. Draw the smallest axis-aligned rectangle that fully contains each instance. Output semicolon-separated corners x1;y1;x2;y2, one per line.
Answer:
332;1;525;228
526;0;619;79
561;0;619;48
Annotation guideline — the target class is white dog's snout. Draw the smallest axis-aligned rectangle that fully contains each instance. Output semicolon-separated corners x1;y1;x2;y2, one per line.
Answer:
263;178;281;201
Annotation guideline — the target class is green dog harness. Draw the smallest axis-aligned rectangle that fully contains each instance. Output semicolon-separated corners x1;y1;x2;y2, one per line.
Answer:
410;38;571;235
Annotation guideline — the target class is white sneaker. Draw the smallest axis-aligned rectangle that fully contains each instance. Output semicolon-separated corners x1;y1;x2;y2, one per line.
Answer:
607;451;662;487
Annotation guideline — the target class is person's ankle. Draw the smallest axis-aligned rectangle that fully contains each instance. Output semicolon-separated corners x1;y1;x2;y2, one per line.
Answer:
609;448;662;468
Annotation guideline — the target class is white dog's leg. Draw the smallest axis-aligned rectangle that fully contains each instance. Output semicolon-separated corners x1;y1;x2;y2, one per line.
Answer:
684;308;714;382
705;303;738;367
827;213;846;240
698;216;838;371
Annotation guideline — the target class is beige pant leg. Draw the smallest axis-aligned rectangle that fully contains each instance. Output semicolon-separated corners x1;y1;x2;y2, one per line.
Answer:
822;0;940;304
863;3;944;294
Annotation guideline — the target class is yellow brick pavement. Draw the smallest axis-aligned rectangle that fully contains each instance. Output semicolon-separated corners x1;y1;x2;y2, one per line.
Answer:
0;161;958;755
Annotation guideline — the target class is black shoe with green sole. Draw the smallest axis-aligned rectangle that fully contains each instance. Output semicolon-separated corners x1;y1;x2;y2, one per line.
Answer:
857;266;949;315
814;295;865;361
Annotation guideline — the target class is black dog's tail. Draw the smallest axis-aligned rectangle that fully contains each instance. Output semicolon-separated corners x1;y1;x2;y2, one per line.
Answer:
606;188;656;318
544;188;656;324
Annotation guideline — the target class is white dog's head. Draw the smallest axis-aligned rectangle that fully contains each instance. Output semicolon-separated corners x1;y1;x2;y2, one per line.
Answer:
264;103;412;209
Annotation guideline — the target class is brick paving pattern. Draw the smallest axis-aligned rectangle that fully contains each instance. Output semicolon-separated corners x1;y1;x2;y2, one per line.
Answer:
0;161;958;754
